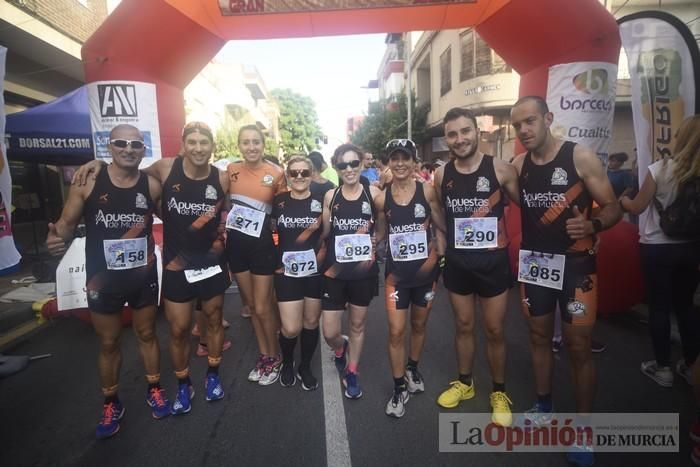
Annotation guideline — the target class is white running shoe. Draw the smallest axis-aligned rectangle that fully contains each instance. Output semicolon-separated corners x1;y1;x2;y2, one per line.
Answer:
385;388;410;418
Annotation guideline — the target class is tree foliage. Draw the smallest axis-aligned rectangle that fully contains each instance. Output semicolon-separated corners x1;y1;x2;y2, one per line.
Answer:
350;93;429;161
272;88;323;158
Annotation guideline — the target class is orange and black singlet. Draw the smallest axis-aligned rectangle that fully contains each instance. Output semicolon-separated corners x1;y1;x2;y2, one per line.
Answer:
162;156;226;271
84;169;155;292
519;141;594;255
384;181;438;288
440;155;508;253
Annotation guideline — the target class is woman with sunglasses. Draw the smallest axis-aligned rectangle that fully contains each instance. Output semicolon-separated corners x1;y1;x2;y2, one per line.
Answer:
321;144;384;399
226;125;287;386
375;139;446;418
271;156;325;390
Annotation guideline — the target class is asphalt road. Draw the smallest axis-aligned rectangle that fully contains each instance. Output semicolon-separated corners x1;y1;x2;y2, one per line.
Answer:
0;277;695;467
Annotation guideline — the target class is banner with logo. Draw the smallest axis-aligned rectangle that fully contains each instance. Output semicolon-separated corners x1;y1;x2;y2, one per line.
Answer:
219;0;474;15
87;81;161;167
0;46;21;271
619;11;699;181
546;62;618;164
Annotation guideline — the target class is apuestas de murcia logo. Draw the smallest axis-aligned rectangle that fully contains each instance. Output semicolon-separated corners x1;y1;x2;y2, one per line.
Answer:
167;197;216;217
389;223;424;234
332;217;369;231
414;203;426;218
205;185;217;200
445;195;489;214
567;300;586;315
522;191;567;209
135;193;147;209
551;168;568;186
98;84;138;118
361;201;372;216
262;174;274;186
95;209;145;228
310;199;322;213
476;176;490;193
277;214;318;229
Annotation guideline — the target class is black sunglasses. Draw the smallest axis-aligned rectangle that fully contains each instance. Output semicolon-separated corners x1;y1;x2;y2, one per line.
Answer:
385;139;416;150
336;159;361;170
110;139;146;150
288;169;311;178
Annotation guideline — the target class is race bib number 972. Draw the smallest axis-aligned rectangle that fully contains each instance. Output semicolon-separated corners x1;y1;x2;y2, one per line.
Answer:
517;250;565;290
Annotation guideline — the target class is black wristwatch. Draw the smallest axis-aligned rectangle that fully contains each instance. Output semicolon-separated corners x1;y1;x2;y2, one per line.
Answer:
592;218;603;233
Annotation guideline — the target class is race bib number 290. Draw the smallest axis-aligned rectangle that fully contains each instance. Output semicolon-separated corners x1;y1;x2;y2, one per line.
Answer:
517;250;565;290
103;237;147;270
454;217;498;249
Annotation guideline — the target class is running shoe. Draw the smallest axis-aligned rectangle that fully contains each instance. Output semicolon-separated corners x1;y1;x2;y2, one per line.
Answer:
334;335;349;373
436;380;474;408
690;420;700;443
259;356;282;386
522;402;554;426
385;387;410;418
171;383;194;415
490;391;513;427
590;339;606;353
95;401;124;440
240;306;252;318
297;365;319;391
247;355;265;382
280;361;296;387
676;359;691;385
343;371;363;399
205;374;224;401
405;367;425;394
640;360;673;387
196;339;232;357
566;442;594;467
146;386;170;419
552;338;563;353
692;444;700;466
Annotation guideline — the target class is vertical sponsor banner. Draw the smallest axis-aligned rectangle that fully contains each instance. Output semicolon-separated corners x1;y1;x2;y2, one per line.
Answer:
87;81;162;167
619;11;699;185
546;62;618;165
0;46;22;271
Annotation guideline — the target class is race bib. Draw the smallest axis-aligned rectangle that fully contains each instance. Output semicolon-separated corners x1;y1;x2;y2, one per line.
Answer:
103;237;147;270
226;204;265;238
335;234;372;263
389;230;428;262
517;250;566;290
454;217;498;249
184;265;223;284
282;249;318;278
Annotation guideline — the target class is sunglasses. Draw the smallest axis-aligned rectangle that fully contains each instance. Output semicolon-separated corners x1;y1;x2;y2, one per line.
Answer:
336;159;361;171
110;139;146;150
385;139;416;150
288;169;311;178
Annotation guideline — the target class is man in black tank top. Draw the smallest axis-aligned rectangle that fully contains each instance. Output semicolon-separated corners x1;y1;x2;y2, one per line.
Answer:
433;108;520;426
510;96;621;466
47;124;169;439
72;122;232;416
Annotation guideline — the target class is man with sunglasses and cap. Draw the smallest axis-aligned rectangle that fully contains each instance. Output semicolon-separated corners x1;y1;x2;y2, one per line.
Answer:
47;124;169;439
375;138;446;417
433;107;520;426
73;121;231;415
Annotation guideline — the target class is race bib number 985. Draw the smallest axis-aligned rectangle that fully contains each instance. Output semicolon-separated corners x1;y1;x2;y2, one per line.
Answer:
226;204;265;238
517;250;565;290
335;234;372;263
454;217;498;249
103;237;147;270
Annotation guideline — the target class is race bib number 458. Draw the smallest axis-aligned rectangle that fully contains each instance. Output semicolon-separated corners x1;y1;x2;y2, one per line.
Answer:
335;234;372;263
103;237;147;270
517;250;565;290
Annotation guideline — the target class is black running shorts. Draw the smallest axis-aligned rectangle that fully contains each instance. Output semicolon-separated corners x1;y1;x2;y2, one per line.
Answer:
322;275;378;310
226;229;277;275
87;267;159;314
274;273;323;302
384;281;436;313
443;248;511;297
162;264;231;303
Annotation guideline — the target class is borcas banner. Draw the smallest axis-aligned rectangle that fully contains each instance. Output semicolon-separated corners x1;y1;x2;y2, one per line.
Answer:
220;0;474;15
619;11;699;180
87;81;161;167
0;46;21;271
546;62;618;165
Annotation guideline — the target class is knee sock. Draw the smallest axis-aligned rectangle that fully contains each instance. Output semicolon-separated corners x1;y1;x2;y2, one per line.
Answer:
279;334;297;364
300;327;319;368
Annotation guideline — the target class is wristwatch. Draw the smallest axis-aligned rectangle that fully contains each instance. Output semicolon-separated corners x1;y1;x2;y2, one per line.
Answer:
592;218;603;233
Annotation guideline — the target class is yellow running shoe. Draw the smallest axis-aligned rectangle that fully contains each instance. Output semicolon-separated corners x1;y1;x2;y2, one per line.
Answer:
437;380;475;408
490;391;513;427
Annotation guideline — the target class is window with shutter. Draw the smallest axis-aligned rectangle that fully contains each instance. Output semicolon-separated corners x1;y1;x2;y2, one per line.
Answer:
440;47;452;96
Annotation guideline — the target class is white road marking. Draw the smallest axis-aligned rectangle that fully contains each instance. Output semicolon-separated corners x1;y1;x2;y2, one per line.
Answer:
321;327;352;467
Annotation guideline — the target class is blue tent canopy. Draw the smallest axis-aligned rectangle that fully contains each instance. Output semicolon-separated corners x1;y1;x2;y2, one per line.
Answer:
6;86;95;166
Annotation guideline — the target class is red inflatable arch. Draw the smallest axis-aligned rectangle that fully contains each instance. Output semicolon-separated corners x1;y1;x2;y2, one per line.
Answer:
81;0;642;313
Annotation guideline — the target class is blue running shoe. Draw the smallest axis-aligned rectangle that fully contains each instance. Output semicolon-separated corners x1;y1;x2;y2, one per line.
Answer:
522;402;554;426
566;443;594;467
171;383;194;415
95;401;124;440
146;386;170;419
343;371;363;399
334;335;349;373
205;374;225;401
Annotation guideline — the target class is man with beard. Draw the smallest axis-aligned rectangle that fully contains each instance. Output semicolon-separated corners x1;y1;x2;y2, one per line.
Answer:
433;108;520;427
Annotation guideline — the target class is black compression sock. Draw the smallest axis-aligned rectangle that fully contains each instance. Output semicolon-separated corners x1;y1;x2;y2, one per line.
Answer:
300;327;319;366
493;382;506;393
458;374;472;386
279;334;298;364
